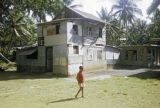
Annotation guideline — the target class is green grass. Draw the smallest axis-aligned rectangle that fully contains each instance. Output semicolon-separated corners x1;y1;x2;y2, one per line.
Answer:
0;73;160;108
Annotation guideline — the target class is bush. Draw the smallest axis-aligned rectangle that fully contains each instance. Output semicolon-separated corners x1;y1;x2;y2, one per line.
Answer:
0;60;10;71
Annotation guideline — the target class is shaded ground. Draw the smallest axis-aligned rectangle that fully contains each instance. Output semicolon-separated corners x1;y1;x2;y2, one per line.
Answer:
0;71;59;81
130;70;160;79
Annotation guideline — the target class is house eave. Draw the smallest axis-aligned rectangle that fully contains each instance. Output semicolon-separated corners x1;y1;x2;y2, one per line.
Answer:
37;18;106;26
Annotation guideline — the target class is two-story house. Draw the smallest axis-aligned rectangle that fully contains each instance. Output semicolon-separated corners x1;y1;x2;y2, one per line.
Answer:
17;7;106;76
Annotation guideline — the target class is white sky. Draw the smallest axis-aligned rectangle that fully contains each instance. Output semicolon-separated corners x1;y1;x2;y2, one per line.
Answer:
73;0;152;22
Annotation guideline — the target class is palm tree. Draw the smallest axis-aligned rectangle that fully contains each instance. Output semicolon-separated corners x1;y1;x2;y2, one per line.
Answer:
30;0;64;22
147;0;160;15
97;7;112;21
97;7;124;46
0;7;35;55
148;9;160;38
63;0;82;8
128;19;149;45
111;0;142;43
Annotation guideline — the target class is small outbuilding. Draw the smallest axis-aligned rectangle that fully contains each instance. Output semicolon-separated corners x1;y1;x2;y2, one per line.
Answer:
119;44;160;67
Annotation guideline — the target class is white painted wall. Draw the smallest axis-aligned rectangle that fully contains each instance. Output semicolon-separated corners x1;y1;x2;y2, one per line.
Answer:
67;21;83;45
105;46;120;64
42;22;67;46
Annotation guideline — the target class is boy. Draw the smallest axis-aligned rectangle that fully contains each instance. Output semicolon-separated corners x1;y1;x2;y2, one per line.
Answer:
75;66;84;98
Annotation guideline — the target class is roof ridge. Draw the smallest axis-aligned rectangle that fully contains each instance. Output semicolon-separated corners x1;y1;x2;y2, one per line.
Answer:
66;6;105;23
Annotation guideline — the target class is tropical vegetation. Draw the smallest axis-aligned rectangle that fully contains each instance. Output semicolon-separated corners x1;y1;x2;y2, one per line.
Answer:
0;0;76;57
98;0;160;46
147;0;160;15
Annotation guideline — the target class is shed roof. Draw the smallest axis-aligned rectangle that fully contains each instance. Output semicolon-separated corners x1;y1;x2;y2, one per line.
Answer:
19;48;37;55
105;45;120;50
120;44;160;48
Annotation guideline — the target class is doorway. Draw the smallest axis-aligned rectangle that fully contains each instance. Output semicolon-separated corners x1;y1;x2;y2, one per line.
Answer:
46;47;53;72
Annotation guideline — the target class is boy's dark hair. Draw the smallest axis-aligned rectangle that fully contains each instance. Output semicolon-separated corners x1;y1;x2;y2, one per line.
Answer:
79;66;83;69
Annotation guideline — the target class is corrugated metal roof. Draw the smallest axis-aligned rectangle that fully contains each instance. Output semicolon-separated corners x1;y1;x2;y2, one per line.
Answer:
38;6;106;26
74;9;105;23
19;49;37;55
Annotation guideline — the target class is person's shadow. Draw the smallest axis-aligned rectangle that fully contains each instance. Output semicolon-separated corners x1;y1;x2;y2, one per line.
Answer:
47;97;78;104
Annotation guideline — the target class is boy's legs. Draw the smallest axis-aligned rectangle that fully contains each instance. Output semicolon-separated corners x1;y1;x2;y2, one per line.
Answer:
75;87;81;98
75;83;84;98
81;87;84;97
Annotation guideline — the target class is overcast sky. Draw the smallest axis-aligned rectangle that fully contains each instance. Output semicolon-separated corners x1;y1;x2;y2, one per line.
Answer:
73;0;152;22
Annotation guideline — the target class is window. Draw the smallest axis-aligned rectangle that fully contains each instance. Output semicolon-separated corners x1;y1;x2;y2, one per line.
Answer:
56;24;60;34
26;50;38;59
73;46;79;54
126;50;137;61
46;24;60;36
125;51;128;60
133;50;137;61
87;27;92;36
73;25;78;35
87;49;93;61
99;28;102;38
97;50;102;60
38;37;44;46
47;28;54;36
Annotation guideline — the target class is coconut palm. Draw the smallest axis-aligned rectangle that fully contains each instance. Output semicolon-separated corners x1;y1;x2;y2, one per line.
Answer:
128;19;149;45
147;0;160;15
29;0;64;22
0;9;35;55
97;7;112;21
111;0;142;28
148;9;160;38
63;0;82;8
97;7;124;46
111;0;142;43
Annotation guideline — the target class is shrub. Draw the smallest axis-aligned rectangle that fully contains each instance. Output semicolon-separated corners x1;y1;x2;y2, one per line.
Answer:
0;60;10;71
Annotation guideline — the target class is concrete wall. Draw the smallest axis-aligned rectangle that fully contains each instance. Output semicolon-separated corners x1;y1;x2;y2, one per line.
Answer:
43;22;67;46
67;21;83;45
17;46;46;73
66;21;106;74
68;44;83;75
68;45;106;74
105;46;120;69
119;46;148;67
83;46;106;71
38;21;68;76
82;22;106;45
52;45;68;76
66;21;106;46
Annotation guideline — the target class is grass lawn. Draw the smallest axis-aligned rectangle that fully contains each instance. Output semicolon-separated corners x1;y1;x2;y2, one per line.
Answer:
0;72;160;108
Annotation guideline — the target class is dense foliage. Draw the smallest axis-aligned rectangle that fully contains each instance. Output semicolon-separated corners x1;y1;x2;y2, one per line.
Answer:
98;0;160;46
0;0;75;56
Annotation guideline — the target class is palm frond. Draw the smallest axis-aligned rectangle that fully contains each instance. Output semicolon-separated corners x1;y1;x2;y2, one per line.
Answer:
147;0;160;15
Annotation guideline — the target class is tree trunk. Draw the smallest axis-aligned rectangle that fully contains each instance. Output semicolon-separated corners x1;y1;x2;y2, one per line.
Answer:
0;52;10;63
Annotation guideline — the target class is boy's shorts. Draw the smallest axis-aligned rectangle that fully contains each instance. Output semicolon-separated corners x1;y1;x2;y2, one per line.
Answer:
78;83;84;87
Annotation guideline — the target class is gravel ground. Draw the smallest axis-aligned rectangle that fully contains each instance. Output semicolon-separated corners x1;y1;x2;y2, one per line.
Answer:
67;68;156;81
